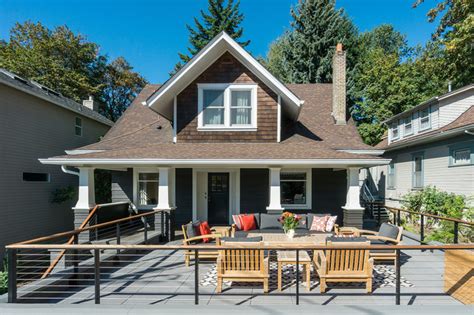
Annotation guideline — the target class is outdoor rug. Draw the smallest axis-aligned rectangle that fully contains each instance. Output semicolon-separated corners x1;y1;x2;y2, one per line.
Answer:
200;261;414;290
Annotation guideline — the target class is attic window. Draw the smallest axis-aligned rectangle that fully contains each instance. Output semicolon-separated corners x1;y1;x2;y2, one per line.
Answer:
197;83;257;131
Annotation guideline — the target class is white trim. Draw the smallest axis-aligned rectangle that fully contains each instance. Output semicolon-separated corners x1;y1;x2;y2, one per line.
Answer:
277;94;281;143
280;168;312;210
192;169;197;221
419;107;432;132
65;149;105;155
337;149;385;155
236;169;240;214
133;168;160;210
173;96;177;143
197;83;258;130
266;167;283;211
40;158;392;166
146;32;303;120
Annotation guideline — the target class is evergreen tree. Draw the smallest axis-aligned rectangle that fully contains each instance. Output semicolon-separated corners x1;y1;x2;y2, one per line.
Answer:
266;0;359;87
173;0;249;73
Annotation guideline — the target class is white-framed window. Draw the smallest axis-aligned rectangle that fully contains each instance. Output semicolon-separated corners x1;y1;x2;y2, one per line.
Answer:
75;117;82;136
197;83;257;130
387;162;396;189
280;170;311;209
133;169;159;209
412;153;424;189
419;108;431;131
403;116;413;136
391;122;399;140
452;148;471;166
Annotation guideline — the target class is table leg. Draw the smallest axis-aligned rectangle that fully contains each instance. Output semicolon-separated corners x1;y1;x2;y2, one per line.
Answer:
306;263;311;291
278;262;282;291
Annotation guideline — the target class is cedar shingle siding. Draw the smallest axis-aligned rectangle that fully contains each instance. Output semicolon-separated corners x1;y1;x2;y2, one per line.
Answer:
177;52;278;142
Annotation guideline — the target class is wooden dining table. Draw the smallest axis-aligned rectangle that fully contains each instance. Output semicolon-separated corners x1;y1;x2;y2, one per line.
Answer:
246;232;331;246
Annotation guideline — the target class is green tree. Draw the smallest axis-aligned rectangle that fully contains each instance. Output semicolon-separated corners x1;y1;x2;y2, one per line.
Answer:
100;57;147;121
174;0;249;73
0;21;147;122
413;0;474;87
265;0;359;88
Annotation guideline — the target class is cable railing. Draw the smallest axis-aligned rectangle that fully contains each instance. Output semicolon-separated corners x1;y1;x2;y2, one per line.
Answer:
5;240;474;306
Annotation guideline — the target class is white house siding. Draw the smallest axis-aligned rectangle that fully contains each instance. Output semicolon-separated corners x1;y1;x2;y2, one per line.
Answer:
374;135;474;208
0;84;110;262
438;90;474;127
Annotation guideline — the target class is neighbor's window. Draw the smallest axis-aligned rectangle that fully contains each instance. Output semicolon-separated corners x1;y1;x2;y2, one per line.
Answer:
198;84;257;130
137;172;159;207
281;171;308;207
391;123;399;140
412;154;424;189
419;108;431;131
387;162;396;189
452;148;471;166
23;172;50;182
75;117;83;136
403;117;413;136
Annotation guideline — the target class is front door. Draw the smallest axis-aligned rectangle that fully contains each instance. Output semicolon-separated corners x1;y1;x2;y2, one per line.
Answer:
207;173;229;225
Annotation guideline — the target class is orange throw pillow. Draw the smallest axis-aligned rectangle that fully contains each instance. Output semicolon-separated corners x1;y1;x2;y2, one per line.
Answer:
199;221;212;243
240;214;257;231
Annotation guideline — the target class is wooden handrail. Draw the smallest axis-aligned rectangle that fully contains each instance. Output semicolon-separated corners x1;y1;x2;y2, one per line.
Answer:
41;205;100;279
385;206;474;226
13;208;162;246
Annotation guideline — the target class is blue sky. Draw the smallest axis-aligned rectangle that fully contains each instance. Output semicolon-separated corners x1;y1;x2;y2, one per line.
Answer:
0;0;439;83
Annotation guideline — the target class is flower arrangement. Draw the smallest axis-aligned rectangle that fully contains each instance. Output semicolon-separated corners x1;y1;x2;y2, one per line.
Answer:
278;212;302;234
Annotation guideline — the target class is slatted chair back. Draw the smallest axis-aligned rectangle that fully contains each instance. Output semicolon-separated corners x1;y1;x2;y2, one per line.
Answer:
325;241;371;273
220;241;265;273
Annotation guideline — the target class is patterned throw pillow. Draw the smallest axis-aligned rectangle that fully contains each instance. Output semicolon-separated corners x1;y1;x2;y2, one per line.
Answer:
310;215;329;232
325;216;338;232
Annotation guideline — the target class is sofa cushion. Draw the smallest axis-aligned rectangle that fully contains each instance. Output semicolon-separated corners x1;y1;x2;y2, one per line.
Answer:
259;213;282;229
370;239;395;253
378;223;400;240
306;213;331;228
221;236;263;242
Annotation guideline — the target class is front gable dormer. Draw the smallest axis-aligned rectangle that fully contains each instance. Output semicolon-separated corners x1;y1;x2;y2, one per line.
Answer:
146;32;303;143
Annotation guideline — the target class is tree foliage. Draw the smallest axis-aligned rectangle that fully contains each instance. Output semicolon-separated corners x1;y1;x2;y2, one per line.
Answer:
0;21;146;122
174;0;249;73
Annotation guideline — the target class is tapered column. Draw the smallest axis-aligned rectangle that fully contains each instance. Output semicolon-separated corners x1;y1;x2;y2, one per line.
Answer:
154;167;175;241
73;167;95;242
266;167;284;213
342;167;365;228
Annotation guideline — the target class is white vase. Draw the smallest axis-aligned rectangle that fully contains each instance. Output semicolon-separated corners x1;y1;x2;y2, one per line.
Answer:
286;229;295;239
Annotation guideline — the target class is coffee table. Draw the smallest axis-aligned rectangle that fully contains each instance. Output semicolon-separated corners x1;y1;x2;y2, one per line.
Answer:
277;250;312;291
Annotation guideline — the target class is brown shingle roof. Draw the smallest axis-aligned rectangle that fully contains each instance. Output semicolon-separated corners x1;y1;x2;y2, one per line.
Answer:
62;83;380;161
376;106;474;150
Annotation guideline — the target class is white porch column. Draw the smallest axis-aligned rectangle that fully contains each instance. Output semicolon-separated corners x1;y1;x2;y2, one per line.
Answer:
156;167;171;210
266;167;284;213
154;167;175;241
72;167;95;242
342;167;365;228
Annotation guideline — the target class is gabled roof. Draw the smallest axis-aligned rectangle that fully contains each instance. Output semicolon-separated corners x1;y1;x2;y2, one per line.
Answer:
0;68;113;126
146;32;303;121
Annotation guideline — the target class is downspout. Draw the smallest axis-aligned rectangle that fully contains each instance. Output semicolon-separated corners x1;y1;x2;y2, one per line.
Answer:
61;165;80;176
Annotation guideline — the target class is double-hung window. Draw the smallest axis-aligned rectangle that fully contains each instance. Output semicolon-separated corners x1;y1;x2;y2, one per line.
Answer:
419;108;431;131
412;153;424;189
451;148;472;166
135;171;159;208
280;170;311;209
391;123;399;141
387;162;396;189
403;116;413;136
198;84;257;130
75;117;82;136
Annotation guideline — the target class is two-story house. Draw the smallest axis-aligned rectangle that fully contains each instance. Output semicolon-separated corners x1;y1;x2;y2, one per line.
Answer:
0;69;113;261
368;84;474;207
40;32;389;231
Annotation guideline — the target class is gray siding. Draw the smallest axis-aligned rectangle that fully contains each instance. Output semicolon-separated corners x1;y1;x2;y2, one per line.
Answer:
310;169;346;224
175;168;193;226
240;169;269;214
111;169;133;203
0;84;110;262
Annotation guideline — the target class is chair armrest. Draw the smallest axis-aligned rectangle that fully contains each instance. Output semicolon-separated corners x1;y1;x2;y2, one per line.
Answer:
357;229;379;235
367;257;374;275
313;250;325;270
183;234;222;245
366;235;399;244
231;224;237;237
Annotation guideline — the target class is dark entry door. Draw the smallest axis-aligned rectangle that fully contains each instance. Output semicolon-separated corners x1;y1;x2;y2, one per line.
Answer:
208;173;229;225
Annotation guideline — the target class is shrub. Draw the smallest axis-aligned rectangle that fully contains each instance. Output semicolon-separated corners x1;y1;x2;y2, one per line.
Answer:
0;259;7;294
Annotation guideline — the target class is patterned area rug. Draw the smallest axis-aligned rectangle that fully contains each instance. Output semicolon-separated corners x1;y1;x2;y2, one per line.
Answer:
200;261;414;290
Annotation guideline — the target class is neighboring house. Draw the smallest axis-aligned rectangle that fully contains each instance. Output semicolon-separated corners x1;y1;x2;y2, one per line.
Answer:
0;69;113;261
40;32;389;234
366;84;474;207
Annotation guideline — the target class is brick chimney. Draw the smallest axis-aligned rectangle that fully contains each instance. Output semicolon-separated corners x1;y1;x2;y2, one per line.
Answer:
332;43;346;125
82;95;98;111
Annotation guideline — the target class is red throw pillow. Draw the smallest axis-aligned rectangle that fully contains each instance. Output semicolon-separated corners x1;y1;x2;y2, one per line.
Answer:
240;214;257;231
199;221;212;243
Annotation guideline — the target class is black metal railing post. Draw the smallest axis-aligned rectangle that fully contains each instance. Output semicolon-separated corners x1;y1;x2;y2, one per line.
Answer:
377;206;381;225
395;249;401;305
160;211;165;241
94;215;99;241
420;214;424;244
116;223;121;255
144;221;148;244
7;248;17;303
453;222;459;244
94;249;100;304
194;250;199;305
397;209;401;226
73;234;79;276
295;249;299;305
